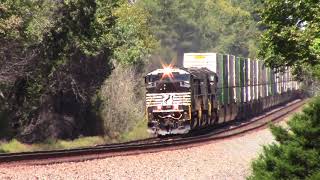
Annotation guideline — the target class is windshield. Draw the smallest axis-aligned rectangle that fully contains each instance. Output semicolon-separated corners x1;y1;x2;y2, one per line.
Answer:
145;73;190;83
146;81;190;93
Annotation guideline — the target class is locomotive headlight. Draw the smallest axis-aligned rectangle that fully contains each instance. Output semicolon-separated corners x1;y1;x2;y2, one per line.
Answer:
163;66;172;75
161;65;174;79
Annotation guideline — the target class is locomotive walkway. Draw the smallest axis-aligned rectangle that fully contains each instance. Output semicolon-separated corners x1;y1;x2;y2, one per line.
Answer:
0;99;306;166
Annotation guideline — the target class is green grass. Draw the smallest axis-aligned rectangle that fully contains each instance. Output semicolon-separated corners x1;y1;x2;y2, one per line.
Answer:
57;136;107;149
120;119;151;142
0;139;34;153
0;136;107;153
0;120;152;154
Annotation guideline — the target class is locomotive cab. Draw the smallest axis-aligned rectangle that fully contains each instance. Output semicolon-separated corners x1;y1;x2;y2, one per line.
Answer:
145;67;218;135
145;67;193;135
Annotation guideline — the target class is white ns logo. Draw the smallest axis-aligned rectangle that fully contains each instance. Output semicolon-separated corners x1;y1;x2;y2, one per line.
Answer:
162;94;173;105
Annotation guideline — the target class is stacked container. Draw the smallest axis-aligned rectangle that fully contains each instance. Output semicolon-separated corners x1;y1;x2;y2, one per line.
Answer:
183;53;300;121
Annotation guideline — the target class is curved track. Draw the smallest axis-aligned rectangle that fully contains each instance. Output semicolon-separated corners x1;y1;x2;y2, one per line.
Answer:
0;99;306;166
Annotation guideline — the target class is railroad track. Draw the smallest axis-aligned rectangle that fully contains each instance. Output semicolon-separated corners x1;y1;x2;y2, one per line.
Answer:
0;99;306;166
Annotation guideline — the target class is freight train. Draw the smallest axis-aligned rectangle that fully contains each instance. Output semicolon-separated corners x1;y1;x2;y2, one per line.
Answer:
145;53;300;135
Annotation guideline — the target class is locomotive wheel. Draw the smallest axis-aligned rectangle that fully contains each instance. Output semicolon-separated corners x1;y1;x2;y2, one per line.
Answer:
203;114;209;127
212;110;218;125
197;117;201;129
200;114;205;127
191;112;198;129
207;114;212;126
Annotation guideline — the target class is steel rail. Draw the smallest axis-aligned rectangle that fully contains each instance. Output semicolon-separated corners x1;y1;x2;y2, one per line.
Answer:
0;99;306;165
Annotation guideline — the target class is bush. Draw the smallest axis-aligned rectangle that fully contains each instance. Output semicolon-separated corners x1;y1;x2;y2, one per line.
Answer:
120;118;150;142
249;97;320;180
100;64;146;139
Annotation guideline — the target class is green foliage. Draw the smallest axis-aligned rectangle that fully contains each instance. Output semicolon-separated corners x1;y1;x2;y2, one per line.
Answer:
258;0;320;76
111;3;156;65
0;0;156;142
138;0;261;63
310;38;320;59
43;0;156;64
0;0;56;42
0;0;30;38
249;97;320;179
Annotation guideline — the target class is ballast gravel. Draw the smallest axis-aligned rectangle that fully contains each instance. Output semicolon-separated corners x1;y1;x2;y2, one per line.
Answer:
0;117;296;180
0;129;274;180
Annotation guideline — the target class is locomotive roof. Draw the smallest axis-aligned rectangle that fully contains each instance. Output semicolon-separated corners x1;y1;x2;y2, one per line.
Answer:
146;67;216;79
146;68;190;76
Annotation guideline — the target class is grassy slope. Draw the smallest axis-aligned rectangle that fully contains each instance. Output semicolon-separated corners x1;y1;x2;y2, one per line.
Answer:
0;137;106;153
0;119;151;153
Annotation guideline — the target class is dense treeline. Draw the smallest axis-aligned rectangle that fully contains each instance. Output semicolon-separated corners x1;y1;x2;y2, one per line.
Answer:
0;0;262;142
250;0;320;179
138;0;262;65
258;0;320;95
0;0;155;142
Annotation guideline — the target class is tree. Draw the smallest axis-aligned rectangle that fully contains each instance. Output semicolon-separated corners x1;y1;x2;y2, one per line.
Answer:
0;0;155;142
258;0;320;76
0;0;54;85
138;0;260;65
249;97;320;179
0;0;58;139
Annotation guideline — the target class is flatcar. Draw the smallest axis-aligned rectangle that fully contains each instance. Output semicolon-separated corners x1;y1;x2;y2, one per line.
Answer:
145;53;300;135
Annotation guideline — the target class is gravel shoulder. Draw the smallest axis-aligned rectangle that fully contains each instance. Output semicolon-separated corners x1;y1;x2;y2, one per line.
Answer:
0;108;303;180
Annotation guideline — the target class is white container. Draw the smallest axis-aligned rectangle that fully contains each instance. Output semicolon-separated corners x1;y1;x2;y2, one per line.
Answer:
183;53;218;73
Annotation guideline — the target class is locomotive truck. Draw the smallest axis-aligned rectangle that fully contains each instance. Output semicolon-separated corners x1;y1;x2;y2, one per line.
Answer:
145;53;300;135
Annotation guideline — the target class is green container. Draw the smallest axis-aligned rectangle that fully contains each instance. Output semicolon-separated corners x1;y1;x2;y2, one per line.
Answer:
244;58;249;102
240;57;245;103
223;55;229;104
266;68;269;96
252;60;257;100
235;57;240;102
249;59;254;101
217;54;224;104
228;55;235;103
270;69;274;95
262;63;267;97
